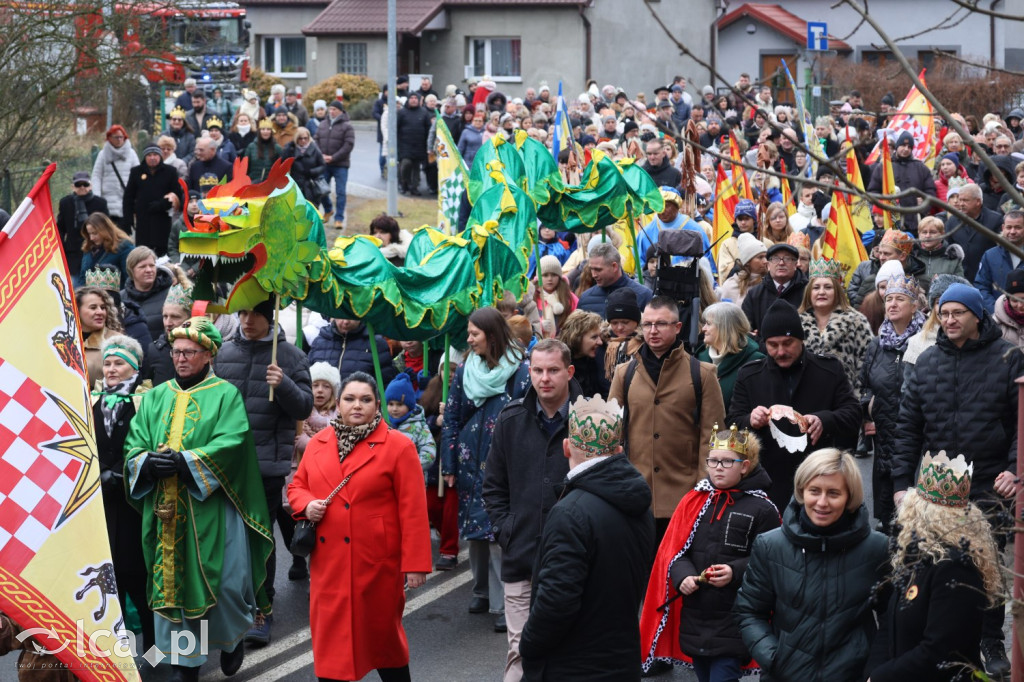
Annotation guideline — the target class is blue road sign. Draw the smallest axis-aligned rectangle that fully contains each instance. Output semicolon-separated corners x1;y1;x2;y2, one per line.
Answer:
807;22;828;51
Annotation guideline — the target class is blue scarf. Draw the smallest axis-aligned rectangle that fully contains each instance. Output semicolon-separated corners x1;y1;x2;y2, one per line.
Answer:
463;351;522;407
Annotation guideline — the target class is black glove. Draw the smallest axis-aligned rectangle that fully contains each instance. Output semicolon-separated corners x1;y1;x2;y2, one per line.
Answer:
100;468;123;492
166;450;192;478
145;452;178;479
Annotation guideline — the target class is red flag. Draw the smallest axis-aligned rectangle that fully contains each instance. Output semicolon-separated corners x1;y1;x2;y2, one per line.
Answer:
713;164;738;261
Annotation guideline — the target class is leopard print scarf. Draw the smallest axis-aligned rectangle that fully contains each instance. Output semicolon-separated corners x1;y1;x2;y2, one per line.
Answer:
331;412;382;462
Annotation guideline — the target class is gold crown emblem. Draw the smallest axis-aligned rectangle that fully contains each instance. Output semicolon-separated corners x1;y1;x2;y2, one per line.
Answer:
206;116;223;129
568;395;623;458
84;266;120;291
808;257;844;281
258;118;274;130
708;423;749;457
916;451;972;508
169;106;188;120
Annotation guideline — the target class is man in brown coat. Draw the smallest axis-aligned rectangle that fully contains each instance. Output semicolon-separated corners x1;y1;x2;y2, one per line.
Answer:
609;295;725;540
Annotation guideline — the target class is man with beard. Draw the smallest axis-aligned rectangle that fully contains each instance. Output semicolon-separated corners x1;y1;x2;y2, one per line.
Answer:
641;138;682;188
187;137;233;198
186;89;211;133
56;171;108;274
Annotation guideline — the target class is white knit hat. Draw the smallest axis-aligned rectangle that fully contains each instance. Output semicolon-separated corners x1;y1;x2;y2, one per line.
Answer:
875;259;906;287
309;362;341;396
737;233;767;265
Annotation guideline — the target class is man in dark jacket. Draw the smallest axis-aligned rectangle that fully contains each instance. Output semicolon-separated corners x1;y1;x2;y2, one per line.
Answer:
866;130;937;232
214;297;313;648
122;145;183;257
577;242;653;316
741;243;808;339
307;318;397;385
728;300;861;510
641;138;682;189
975;153;1017;211
187;137;232;198
484;339;583;672
892;283;1024;678
397;92;432;195
313;99;355;229
975;210;1024;312
56;171;108;275
519;396;655;682
948;182;1008;281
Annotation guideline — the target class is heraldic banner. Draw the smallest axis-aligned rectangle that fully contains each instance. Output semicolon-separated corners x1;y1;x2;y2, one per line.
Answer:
0;164;140;681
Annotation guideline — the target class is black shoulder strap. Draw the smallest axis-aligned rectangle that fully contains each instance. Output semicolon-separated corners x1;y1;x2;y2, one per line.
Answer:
621;358;638;454
110;162;126;191
690;354;703;429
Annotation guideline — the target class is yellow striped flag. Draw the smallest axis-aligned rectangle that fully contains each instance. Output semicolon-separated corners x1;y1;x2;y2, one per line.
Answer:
0;165;139;681
866;69;940;169
713;163;738;261
879;136;897;230
823;189;869;286
435;112;468;234
728;132;753;200
779;159;795;216
844;145;872;234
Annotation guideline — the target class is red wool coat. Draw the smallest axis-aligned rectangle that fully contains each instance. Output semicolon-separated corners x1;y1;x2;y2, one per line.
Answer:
288;421;433;681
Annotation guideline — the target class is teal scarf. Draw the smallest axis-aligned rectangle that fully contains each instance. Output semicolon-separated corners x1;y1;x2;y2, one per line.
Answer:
463;351;522;407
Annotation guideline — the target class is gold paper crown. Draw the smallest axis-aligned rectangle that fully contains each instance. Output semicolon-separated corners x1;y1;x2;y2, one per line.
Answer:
916;451;972;508
258;118;274;130
808;258;843;281
169;106;187;120
568;395;623;458
84;266;120;291
708;423;749;457
164;283;193;311
206;116;223;129
885;274;919;299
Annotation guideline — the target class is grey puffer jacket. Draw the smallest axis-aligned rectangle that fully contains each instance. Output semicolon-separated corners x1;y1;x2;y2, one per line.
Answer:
735;500;888;682
214;328;313;478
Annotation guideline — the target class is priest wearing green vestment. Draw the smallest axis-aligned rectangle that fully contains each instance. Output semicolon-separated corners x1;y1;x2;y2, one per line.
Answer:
125;317;273;682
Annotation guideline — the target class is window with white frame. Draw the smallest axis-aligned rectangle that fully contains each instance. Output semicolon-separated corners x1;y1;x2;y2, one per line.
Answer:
468;37;521;81
262;36;306;76
337;42;368;75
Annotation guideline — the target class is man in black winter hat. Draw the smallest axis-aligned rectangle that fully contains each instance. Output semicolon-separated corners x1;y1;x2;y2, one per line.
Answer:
727;299;861;509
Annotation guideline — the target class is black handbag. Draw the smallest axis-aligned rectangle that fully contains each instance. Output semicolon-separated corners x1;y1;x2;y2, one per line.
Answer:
290;472;353;558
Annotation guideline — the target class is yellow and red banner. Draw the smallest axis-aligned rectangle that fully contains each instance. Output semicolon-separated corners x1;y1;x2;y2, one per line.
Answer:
0;164;139;682
843;145;872;234
728;132;753;200
713;163;738;261
865;69;940;168
878;136;897;230
779;159;795;216
823;189;869;286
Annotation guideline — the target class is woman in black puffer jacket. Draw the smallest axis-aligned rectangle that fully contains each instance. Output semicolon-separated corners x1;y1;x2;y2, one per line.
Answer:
859;274;925;533
280;127;326;205
735;449;888;682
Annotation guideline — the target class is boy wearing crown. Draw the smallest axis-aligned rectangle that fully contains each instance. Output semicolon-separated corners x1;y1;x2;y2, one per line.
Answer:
640;425;780;681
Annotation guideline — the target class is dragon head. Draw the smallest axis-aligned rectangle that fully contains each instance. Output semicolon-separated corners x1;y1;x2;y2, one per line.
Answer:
179;158;327;313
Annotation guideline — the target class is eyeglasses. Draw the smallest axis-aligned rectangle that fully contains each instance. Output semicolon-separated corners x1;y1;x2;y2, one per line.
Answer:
768;255;797;264
296;136;309;141
170;349;207;359
938;309;971;320
640;321;676;331
706;457;744;469
74;182;90;188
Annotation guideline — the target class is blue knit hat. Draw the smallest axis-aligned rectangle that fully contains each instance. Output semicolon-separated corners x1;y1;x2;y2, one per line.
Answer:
734;198;757;220
938;283;984;321
385;373;417;411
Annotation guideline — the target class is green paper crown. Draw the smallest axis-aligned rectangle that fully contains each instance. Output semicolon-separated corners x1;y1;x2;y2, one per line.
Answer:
916;451;972;508
808;258;843;281
165;283;194;311
568;395;623;458
84;266;120;291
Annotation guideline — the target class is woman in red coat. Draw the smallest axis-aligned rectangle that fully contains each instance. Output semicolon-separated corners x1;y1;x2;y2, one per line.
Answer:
289;371;432;682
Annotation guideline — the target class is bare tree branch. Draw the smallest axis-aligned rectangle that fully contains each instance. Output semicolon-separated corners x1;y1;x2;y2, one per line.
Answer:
890;7;970;42
932;51;1024;78
948;0;1024;20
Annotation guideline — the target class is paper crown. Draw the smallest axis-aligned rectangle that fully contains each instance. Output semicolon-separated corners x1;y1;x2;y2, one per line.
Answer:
885;274;919;299
164;283;193;311
916;451;972;507
258;118;274;130
206;116;223;129
568;395;623;458
708;423;750;457
880;229;914;256
809;258;843;281
84;266;120;291
169;106;187;120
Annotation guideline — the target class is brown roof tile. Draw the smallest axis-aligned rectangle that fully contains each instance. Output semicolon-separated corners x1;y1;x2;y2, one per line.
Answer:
240;0;330;6
304;0;584;35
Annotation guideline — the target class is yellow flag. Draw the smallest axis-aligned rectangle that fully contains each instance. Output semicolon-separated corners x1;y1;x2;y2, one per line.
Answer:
0;165;140;681
435;112;468;235
844;145;872;234
823;190;868;287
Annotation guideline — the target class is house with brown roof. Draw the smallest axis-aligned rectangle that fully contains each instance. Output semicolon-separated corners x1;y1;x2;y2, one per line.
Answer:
239;0;717;102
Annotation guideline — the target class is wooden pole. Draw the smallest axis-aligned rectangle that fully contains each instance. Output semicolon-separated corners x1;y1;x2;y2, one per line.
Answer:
269;296;280;401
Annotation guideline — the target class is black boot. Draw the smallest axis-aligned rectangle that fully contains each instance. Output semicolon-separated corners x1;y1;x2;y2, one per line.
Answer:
168;665;200;682
220;640;245;677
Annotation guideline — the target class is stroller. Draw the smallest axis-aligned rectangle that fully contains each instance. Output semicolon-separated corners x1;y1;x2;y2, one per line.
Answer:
651;230;705;351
